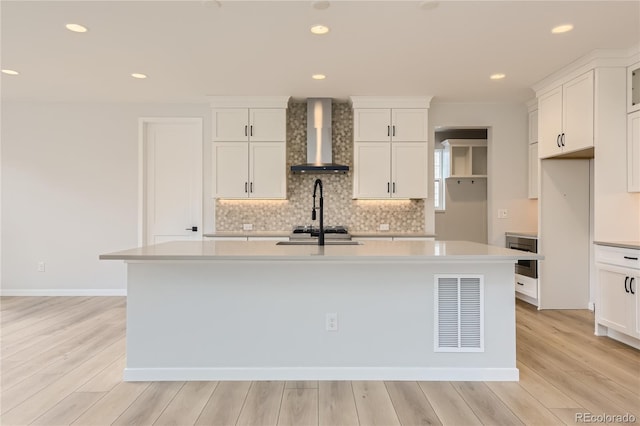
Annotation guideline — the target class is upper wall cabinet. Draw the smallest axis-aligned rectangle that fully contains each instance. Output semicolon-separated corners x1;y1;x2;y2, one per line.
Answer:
629;62;640;113
628;110;640;192
212;108;286;142
353;108;428;142
527;104;539;199
210;96;289;199
538;70;594;159
350;97;432;199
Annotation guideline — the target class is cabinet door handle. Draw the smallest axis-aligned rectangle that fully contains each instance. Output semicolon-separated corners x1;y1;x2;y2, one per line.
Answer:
387;126;390;137
392;182;396;193
387;182;390;193
556;134;561;147
625;276;630;293
624;256;638;260
250;125;253;137
245;182;248;193
185;226;198;232
631;277;636;295
245;125;248;137
516;281;525;286
250;182;253;193
392;125;396;137
561;133;565;147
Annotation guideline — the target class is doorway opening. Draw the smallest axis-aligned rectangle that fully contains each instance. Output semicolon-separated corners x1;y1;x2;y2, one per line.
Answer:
434;128;488;244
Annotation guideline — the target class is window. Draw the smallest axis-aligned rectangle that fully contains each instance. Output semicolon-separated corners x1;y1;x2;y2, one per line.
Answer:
434;149;447;210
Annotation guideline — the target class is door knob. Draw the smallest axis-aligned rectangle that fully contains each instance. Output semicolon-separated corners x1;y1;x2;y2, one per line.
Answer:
185;226;198;232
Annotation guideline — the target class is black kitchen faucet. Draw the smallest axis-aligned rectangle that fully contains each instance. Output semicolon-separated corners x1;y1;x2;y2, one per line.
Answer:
312;178;324;246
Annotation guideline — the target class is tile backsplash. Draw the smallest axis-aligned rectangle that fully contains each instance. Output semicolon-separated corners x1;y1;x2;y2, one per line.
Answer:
215;102;424;232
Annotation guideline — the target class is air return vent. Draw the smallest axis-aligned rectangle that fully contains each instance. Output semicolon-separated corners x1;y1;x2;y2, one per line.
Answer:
434;275;484;352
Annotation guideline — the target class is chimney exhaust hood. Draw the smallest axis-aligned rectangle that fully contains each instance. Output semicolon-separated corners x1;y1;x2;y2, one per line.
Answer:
291;98;349;174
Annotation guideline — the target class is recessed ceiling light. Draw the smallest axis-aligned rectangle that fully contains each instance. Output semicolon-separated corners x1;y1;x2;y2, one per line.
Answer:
312;74;326;80
312;1;330;10
131;73;148;79
65;23;88;33
419;0;439;10
2;69;19;75
310;25;330;35
551;24;574;34
490;73;506;80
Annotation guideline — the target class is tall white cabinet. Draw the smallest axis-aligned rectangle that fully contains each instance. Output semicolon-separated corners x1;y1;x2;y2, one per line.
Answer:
210;97;289;199
527;102;539;199
534;60;631;311
350;97;432;199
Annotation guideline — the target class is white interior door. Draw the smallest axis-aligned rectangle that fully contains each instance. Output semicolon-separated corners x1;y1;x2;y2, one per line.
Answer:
143;119;202;245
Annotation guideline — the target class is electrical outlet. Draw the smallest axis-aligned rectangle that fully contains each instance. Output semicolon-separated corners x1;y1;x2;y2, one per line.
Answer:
498;209;508;219
37;261;45;272
326;313;338;331
379;223;390;231
242;223;253;231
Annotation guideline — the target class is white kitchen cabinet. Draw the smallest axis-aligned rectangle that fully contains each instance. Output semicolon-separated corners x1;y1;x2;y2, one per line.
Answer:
392;142;428;198
597;266;638;338
528;143;539;199
628;110;640;192
212;108;286;142
538;70;594;158
595;244;640;343
528;108;538;144
527;106;539;199
629;61;640;113
213;141;286;199
442;139;487;178
353;108;427;142
353;141;427;199
350;97;431;199
210;97;289;200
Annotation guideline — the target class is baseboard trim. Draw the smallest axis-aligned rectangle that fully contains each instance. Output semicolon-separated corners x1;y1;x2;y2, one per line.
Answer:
123;367;519;382
0;289;127;296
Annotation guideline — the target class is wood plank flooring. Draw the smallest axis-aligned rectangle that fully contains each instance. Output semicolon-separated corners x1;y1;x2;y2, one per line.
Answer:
1;297;638;425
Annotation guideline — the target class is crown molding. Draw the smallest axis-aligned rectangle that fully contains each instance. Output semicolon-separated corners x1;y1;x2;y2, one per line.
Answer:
349;96;433;109
532;48;636;95
208;96;290;108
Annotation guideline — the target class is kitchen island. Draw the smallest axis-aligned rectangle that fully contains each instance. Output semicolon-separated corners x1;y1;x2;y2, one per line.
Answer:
100;239;541;382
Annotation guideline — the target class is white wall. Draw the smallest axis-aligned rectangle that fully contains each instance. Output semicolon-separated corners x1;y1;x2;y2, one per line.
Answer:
1;101;210;294
427;102;537;247
2;100;537;294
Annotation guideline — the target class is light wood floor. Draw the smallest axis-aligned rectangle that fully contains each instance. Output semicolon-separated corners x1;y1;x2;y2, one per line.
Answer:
1;296;638;426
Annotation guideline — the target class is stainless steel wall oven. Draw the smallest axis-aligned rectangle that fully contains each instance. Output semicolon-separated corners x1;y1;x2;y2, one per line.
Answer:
506;235;538;279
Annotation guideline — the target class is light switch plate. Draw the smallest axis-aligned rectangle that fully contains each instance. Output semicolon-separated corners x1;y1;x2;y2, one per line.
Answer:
379;223;390;231
242;223;253;231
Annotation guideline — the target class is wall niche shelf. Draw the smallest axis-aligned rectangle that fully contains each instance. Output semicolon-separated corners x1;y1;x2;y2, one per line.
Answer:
443;139;488;178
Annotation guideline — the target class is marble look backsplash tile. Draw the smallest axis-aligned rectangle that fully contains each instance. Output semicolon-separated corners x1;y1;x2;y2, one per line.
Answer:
215;102;424;232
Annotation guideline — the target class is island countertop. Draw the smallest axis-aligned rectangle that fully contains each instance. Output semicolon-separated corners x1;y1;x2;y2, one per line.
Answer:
100;239;543;262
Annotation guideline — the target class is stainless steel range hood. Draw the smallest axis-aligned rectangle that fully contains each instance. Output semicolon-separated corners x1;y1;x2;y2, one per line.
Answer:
291;98;349;174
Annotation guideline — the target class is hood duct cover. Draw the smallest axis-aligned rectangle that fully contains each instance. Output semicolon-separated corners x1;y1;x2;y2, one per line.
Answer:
291;98;349;174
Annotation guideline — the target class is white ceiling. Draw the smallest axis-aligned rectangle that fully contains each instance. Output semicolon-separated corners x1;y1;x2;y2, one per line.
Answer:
2;0;639;104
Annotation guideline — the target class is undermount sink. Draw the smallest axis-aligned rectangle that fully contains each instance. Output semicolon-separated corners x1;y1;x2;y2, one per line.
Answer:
276;241;362;246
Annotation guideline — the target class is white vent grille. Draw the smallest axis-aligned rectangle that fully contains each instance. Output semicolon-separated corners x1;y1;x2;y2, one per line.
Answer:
435;275;484;352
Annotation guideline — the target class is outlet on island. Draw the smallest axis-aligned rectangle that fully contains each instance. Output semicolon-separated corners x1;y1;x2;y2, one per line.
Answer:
325;313;338;332
242;224;253;231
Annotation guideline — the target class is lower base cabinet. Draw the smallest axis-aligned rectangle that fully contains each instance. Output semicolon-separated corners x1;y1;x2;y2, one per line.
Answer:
595;244;640;346
597;266;639;337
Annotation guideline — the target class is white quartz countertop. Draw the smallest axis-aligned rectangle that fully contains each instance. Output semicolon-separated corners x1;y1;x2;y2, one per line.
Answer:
100;240;543;262
505;231;538;239
594;241;640;250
